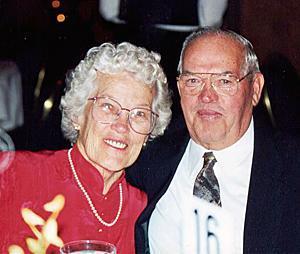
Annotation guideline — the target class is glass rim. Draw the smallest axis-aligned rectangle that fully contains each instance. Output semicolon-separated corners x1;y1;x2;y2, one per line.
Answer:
88;96;159;117
95;117;156;135
177;71;252;96
177;71;252;80
88;96;158;135
60;239;116;252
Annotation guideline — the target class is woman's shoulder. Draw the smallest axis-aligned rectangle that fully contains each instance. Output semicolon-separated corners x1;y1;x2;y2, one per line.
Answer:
14;148;68;159
126;180;147;197
124;180;147;207
0;148;72;205
1;148;70;178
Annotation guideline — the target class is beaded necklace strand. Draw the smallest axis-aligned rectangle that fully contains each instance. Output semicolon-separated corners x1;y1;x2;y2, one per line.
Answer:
68;148;123;227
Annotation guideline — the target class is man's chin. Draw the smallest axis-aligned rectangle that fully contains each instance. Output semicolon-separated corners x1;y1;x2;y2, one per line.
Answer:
195;130;225;148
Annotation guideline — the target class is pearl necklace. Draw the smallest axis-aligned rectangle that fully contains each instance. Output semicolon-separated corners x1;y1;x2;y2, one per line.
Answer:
67;148;123;227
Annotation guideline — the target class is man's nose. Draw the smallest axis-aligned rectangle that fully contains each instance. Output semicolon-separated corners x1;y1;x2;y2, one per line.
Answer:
197;81;219;103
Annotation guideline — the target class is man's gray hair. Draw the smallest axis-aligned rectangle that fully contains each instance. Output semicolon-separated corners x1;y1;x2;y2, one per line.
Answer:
177;27;260;76
60;42;172;143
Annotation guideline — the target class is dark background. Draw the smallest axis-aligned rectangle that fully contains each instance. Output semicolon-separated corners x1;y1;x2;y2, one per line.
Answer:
0;0;299;151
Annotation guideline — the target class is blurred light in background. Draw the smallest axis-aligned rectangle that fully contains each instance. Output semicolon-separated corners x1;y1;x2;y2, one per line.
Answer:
51;0;61;9
263;89;276;128
34;68;46;99
44;98;54;111
42;96;54;120
56;14;66;23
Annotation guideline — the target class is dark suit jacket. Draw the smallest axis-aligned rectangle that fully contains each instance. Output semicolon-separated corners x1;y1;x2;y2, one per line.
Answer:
127;117;300;254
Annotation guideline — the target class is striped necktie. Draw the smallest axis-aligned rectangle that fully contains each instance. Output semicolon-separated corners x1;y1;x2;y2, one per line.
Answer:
193;152;221;207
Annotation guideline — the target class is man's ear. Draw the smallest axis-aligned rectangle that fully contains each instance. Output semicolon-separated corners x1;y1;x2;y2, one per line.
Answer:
252;72;265;106
177;79;182;97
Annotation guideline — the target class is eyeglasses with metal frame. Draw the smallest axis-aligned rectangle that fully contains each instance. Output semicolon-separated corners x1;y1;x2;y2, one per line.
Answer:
177;71;252;96
88;96;159;135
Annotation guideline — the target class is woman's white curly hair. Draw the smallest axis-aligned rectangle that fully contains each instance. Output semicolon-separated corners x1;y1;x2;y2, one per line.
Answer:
60;42;172;144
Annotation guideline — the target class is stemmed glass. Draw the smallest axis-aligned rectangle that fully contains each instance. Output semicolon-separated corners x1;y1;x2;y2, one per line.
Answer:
60;240;117;254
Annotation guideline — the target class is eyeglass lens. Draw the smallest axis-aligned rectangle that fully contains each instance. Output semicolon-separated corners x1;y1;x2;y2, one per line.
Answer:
179;73;243;96
91;97;156;135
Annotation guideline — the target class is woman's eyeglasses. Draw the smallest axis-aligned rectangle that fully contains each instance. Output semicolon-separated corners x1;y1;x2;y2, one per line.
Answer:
88;96;158;135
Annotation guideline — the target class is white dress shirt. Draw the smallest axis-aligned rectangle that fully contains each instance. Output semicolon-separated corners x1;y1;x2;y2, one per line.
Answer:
149;119;254;254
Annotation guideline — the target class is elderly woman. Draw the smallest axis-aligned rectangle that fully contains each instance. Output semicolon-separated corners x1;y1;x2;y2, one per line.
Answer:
0;42;172;253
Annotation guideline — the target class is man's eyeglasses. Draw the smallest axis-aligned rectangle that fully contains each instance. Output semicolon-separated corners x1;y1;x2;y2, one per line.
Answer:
88;96;159;135
177;72;252;96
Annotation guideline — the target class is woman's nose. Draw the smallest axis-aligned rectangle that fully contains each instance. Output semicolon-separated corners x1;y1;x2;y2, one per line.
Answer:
111;110;130;133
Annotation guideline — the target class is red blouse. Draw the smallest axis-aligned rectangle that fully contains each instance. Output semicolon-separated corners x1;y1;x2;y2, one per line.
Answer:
0;145;147;253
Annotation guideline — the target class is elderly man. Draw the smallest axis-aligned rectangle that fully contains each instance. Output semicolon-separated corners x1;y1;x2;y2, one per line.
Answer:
127;27;300;254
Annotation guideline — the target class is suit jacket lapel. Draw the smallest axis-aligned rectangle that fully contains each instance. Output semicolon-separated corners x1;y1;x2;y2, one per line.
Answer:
243;122;284;253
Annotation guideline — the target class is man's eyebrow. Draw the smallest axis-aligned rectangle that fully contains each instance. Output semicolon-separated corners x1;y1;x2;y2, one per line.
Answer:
221;71;235;75
181;70;236;75
181;70;194;74
181;70;208;74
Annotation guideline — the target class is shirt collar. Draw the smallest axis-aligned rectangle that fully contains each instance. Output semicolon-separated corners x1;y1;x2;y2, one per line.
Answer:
213;118;254;167
187;118;254;173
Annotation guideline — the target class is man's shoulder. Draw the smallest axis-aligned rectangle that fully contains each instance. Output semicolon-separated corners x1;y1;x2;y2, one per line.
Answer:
254;118;300;148
274;130;300;164
254;121;300;171
260;124;300;153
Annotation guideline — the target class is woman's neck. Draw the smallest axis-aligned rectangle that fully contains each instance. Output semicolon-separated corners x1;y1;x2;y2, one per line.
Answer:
76;143;124;195
100;169;123;195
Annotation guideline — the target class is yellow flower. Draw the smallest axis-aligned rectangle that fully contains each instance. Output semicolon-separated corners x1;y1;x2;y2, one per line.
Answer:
21;208;45;226
8;245;24;254
8;194;65;254
43;218;64;247
25;238;44;254
44;194;65;214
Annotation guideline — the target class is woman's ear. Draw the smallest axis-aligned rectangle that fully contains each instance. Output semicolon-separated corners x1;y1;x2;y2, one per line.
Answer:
72;117;81;131
143;136;149;147
74;124;80;131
